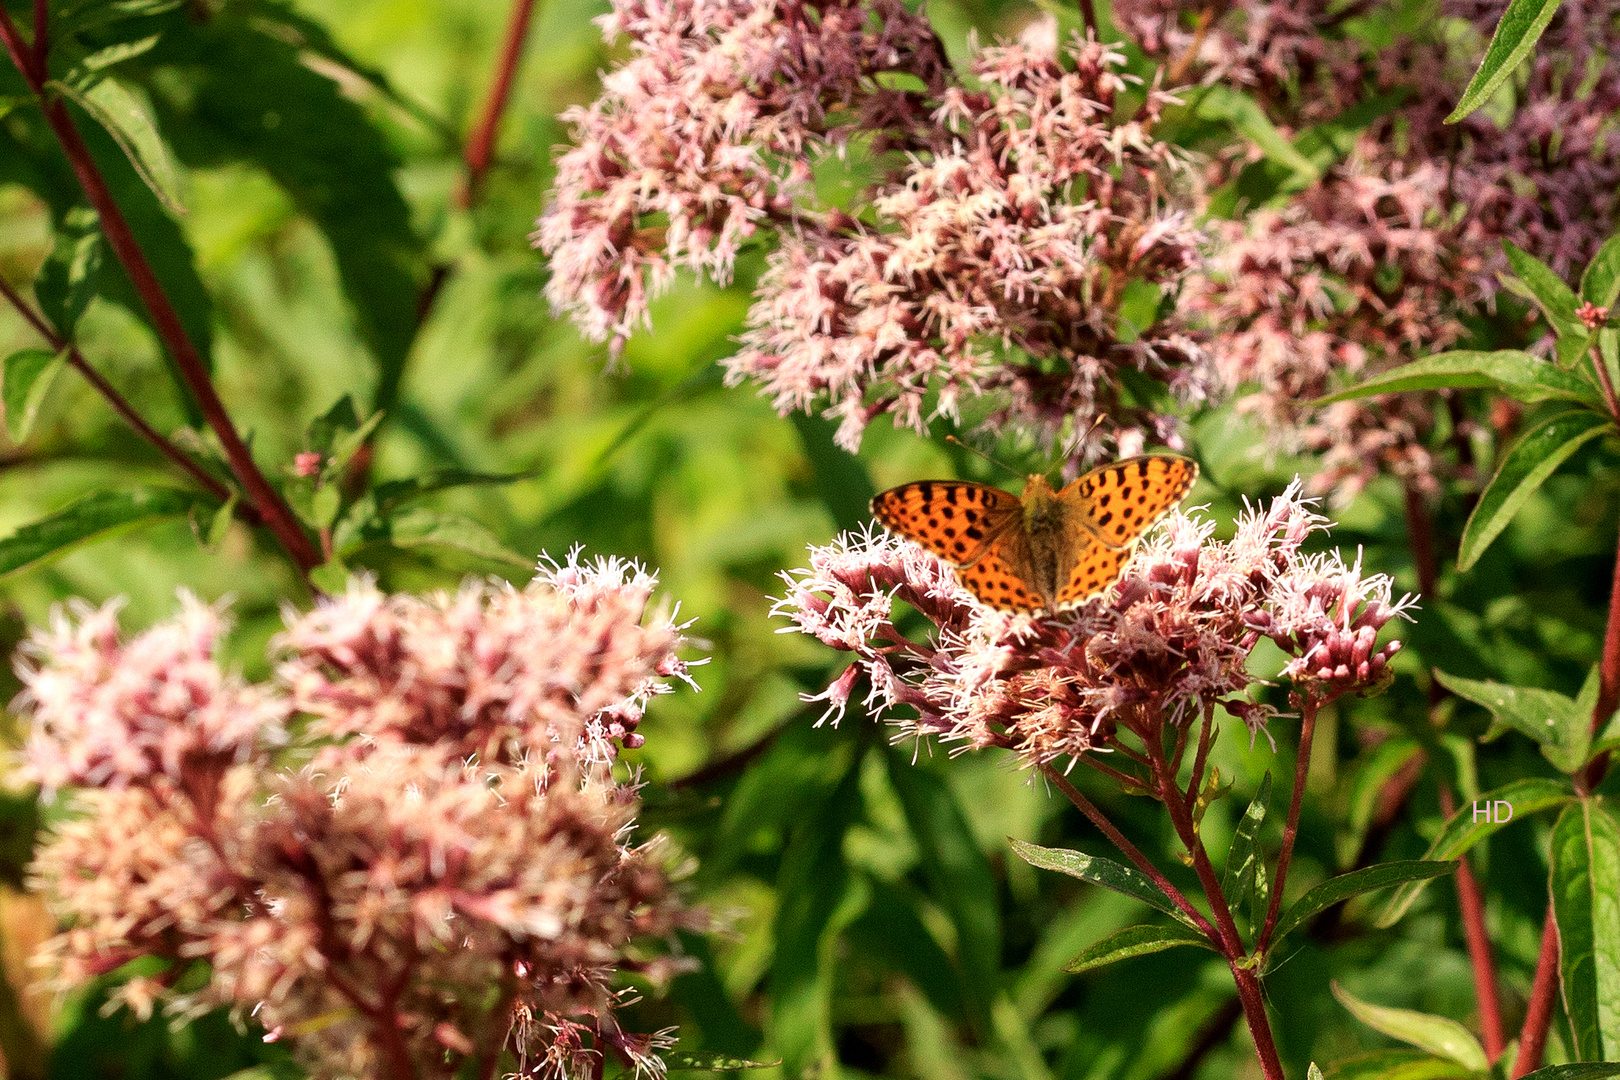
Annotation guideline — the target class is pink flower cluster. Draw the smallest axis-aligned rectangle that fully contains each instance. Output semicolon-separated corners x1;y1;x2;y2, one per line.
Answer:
775;483;1411;770
19;554;701;1080
541;0;1208;461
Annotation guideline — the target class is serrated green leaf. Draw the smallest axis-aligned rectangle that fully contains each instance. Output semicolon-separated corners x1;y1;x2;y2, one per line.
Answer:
2;348;66;443
1458;410;1614;574
663;1051;781;1072
50;77;186;215
1197;85;1321;184
1330;983;1489;1072
1273;862;1457;944
1008;838;1202;931
1222;772;1271;931
1550;800;1620;1061
1447;0;1565;122
1312;351;1601;408
0;488;211;576
1435;670;1595;774
1377;778;1574;926
1061;923;1215;974
33;206;103;336
305;395;360;457
1321;1050;1479;1079
1581;235;1620;310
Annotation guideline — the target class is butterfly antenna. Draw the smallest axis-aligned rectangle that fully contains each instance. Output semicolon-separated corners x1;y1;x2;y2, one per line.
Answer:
946;435;1023;479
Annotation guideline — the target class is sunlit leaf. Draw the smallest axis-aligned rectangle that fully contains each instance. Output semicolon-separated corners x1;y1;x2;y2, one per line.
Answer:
2;348;66;442
33;206;104;336
1312;350;1601;408
1435;670;1594;774
1330;983;1489;1072
1009;838;1201;930
0;488;213;576
1062;924;1215;974
1446;0;1565;121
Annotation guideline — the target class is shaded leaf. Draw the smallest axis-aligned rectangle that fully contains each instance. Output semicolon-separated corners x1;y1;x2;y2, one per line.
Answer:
1458;410;1614;573
33;206;103;336
371;469;533;514
1008;838;1201;930
1435;670;1594;774
363;509;530;567
1062;923;1215;975
0;488;212;576
1330;983;1489;1072
1377;778;1574;926
790;413;875;533
1222;772;1271;932
51;76;185;214
2;348;66;442
1273;861;1457;944
1313;351;1600;408
1550;800;1620;1061
1446;0;1565;121
1581;235;1620;310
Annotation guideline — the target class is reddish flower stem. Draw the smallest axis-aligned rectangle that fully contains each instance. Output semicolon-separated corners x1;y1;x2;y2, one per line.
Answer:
0;277;236;506
1257;695;1321;954
1148;738;1286;1080
0;23;321;574
1403;483;1507;1057
1511;905;1561;1077
1039;763;1221;947
459;0;539;207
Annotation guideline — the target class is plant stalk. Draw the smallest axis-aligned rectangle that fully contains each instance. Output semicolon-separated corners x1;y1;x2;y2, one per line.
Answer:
459;0;539;206
1257;695;1319;953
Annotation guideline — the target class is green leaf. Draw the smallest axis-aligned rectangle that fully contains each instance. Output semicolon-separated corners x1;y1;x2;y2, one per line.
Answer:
1581;235;1620;310
203;491;238;548
1435;669;1595;774
1517;1068;1620;1079
1312;351;1601;408
1446;0;1565;122
50;77;186;215
847;879;968;1022
790;413;876;533
886;755;1001;1025
1197;85;1321;185
1061;923;1215;975
370;469;533;514
1550;800;1620;1062
364;509;530;567
1458;410;1614;573
33;206;104;336
310;484;342;531
1309;1065;1325;1080
305;394;363;456
1222;772;1271;931
1330;982;1489;1072
1008;838;1202;931
1377;778;1575;927
0;488;211;576
1503;240;1586;343
2;348;66;442
1273;862;1457;944
143;12;426;413
663;1052;781;1072
308;559;349;595
1321;1050;1481;1079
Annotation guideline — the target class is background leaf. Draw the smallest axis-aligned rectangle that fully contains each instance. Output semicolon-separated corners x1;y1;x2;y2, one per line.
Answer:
1329;983;1489;1072
1447;0;1566;121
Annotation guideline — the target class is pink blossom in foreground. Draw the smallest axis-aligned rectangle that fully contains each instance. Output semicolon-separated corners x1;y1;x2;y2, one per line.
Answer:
20;553;701;1080
775;483;1411;770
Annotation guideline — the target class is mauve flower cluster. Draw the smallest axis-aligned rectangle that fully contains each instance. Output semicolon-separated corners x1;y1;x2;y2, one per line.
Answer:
541;0;1209;461
1117;0;1620;496
18;554;701;1080
775;482;1411;770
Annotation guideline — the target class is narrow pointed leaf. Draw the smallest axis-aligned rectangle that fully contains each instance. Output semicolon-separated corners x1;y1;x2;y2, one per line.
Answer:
1062;923;1215;974
1377;778;1574;926
1197;85;1321;184
1504;240;1584;336
1321;1050;1479;1079
1009;838;1201;930
1434;669;1595;773
1550;800;1620;1061
1447;0;1565;121
1330;983;1489;1072
1458;411;1614;573
1581;235;1620;310
1274;861;1457;943
0;489;212;576
1222;772;1271;925
1312;351;1600;408
50;78;186;215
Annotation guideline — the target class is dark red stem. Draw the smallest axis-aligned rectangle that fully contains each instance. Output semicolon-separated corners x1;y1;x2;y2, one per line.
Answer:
1511;905;1561;1076
459;0;539;206
1257;694;1321;954
1439;787;1505;1060
0;277;236;505
0;24;321;573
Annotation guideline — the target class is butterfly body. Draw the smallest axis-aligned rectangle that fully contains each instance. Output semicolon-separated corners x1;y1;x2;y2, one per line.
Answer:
870;456;1198;614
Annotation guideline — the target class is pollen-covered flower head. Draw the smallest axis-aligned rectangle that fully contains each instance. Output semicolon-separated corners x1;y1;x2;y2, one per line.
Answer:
775;482;1411;770
22;553;703;1080
275;550;697;767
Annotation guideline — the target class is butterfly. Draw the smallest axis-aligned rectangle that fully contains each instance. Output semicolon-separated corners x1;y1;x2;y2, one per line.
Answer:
870;456;1199;614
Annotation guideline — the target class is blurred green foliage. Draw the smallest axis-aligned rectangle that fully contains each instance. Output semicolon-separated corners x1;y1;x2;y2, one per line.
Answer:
0;0;1617;1078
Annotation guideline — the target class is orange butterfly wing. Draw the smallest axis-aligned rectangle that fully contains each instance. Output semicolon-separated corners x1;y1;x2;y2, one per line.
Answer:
956;529;1044;613
1052;537;1134;610
1062;456;1198;548
870;481;1021;567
